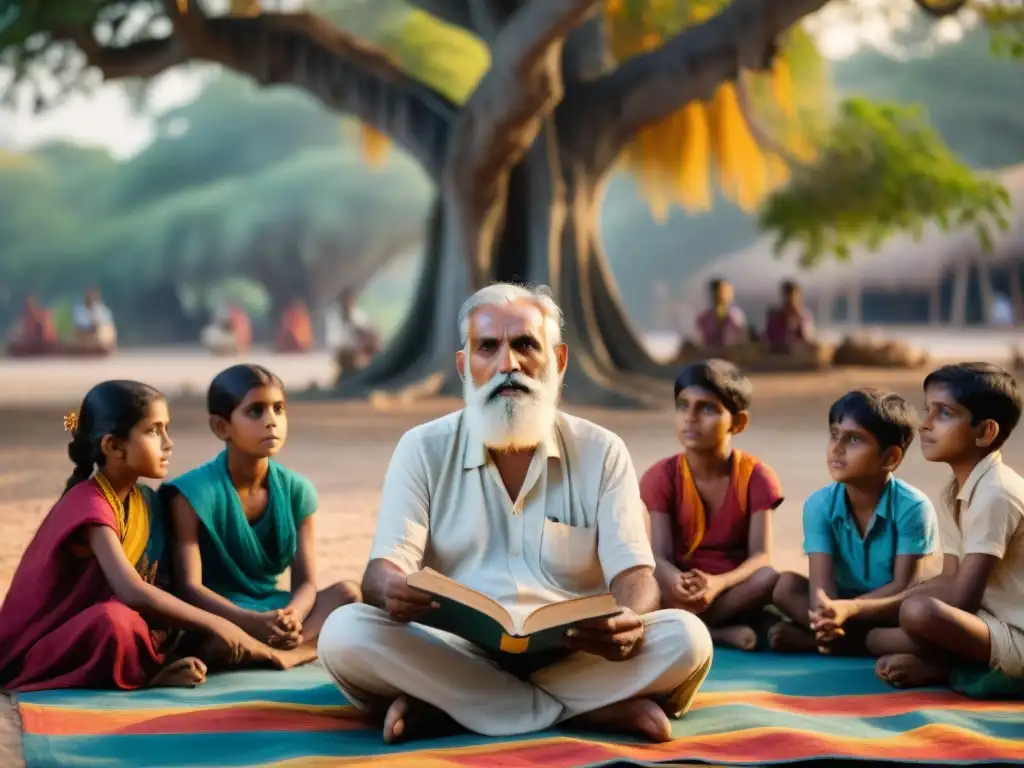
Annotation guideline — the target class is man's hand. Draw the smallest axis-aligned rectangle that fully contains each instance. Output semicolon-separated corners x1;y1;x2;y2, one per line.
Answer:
564;607;645;661
383;572;439;623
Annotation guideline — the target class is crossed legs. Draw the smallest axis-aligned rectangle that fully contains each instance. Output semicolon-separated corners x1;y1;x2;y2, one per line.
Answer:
769;572;885;655
317;604;713;743
870;596;992;688
694;567;779;651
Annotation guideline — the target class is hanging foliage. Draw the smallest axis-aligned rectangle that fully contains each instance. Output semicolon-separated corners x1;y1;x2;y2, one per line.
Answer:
979;1;1024;60
605;0;829;220
359;123;391;167
177;1;262;17
228;0;263;16
759;98;1012;267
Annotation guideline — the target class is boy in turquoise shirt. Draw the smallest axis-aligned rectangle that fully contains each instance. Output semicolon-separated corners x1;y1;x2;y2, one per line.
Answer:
811;363;1024;697
771;388;939;653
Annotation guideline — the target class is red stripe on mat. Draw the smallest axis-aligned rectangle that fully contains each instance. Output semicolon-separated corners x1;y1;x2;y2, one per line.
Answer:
19;689;1018;737
432;726;1024;767
690;689;1021;716
262;726;1024;767
19;703;367;736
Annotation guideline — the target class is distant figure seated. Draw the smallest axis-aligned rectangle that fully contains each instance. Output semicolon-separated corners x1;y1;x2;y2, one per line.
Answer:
325;289;380;377
275;300;314;354
201;303;252;357
6;296;59;358
71;289;117;355
765;280;816;355
695;279;750;349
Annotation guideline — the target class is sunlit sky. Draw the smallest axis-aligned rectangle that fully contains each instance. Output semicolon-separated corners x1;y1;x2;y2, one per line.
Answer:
0;1;975;159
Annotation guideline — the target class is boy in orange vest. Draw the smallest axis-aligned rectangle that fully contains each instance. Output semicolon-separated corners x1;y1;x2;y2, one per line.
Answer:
641;359;783;650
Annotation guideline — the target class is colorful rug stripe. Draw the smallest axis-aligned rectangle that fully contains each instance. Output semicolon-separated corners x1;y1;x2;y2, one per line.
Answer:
17;693;1024;737
15;650;1024;767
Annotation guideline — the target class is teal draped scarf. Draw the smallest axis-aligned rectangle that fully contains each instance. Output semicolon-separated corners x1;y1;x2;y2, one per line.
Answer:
168;451;318;611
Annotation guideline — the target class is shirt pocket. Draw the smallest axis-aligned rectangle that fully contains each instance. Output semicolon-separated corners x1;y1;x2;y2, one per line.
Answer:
540;518;604;594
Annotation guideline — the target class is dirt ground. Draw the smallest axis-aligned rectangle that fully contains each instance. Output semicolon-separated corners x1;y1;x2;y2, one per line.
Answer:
2;365;1023;765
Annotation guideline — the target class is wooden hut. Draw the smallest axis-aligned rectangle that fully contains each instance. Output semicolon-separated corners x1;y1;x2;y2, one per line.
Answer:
678;164;1024;334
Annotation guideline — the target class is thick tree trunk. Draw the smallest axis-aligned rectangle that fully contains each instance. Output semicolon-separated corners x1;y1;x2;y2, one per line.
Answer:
333;198;470;398
59;1;826;407
333;126;676;406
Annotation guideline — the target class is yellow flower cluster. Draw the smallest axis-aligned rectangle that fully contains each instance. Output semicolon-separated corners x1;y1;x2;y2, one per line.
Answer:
606;0;823;219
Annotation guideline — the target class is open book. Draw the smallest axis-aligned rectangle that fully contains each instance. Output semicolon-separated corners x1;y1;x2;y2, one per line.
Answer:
406;568;621;654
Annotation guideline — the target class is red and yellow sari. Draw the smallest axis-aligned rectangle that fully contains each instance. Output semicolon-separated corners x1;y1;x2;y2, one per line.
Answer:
0;476;167;691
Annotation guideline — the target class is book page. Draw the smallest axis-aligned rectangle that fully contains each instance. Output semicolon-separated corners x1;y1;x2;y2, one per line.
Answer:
521;593;621;636
406;569;516;634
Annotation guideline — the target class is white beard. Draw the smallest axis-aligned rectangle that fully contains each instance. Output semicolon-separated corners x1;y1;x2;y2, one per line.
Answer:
463;356;562;450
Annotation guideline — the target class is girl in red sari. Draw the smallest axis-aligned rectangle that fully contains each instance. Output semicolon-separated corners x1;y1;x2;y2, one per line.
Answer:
0;380;303;692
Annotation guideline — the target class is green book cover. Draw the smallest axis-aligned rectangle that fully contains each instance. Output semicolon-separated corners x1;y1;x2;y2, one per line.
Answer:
416;597;574;654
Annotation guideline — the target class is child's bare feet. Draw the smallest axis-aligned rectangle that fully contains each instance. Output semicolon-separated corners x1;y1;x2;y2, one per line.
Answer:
875;654;948;689
767;622;817;653
712;625;758;651
382;695;455;744
149;657;207;688
273;645;318;670
572;698;673;743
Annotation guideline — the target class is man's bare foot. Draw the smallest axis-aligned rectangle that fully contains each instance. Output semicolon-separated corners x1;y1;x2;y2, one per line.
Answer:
572;698;673;743
875;654;948;689
767;622;817;653
149;657;207;688
382;695;456;744
711;625;758;651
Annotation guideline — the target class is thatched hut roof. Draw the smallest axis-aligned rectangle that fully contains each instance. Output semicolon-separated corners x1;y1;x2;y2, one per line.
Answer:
680;164;1024;325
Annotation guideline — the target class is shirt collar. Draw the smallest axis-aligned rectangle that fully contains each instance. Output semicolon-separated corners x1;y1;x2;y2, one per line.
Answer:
835;475;895;523
460;412;562;470
956;451;1001;503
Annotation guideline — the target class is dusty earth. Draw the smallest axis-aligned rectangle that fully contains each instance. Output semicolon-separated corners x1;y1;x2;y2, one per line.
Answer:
2;359;1023;766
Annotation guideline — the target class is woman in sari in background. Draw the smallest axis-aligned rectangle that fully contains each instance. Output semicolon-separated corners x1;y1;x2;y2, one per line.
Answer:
5;296;59;358
275;299;314;354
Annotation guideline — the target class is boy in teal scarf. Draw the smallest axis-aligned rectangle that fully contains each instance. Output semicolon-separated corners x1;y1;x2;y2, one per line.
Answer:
167;364;359;652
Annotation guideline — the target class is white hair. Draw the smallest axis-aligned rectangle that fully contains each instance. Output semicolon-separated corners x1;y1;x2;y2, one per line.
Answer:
457;283;564;348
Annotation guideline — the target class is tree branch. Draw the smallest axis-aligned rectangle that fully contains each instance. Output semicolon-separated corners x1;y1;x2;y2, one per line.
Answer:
444;0;601;278
55;10;458;181
211;13;458;180
562;0;830;175
60;32;188;80
561;10;611;83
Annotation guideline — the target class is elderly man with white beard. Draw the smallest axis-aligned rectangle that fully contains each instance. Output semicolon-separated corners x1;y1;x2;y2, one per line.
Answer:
317;283;713;744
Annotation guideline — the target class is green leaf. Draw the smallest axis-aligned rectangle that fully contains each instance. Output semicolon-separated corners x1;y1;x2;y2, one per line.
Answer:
759;97;1013;267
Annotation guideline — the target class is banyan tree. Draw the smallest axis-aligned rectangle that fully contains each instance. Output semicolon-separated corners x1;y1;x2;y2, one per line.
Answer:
0;0;1005;404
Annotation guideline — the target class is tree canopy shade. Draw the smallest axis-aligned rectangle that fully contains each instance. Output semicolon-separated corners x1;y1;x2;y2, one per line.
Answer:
0;71;432;343
0;0;1017;403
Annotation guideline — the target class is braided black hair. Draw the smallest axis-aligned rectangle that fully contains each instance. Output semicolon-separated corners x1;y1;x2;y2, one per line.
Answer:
62;380;166;496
